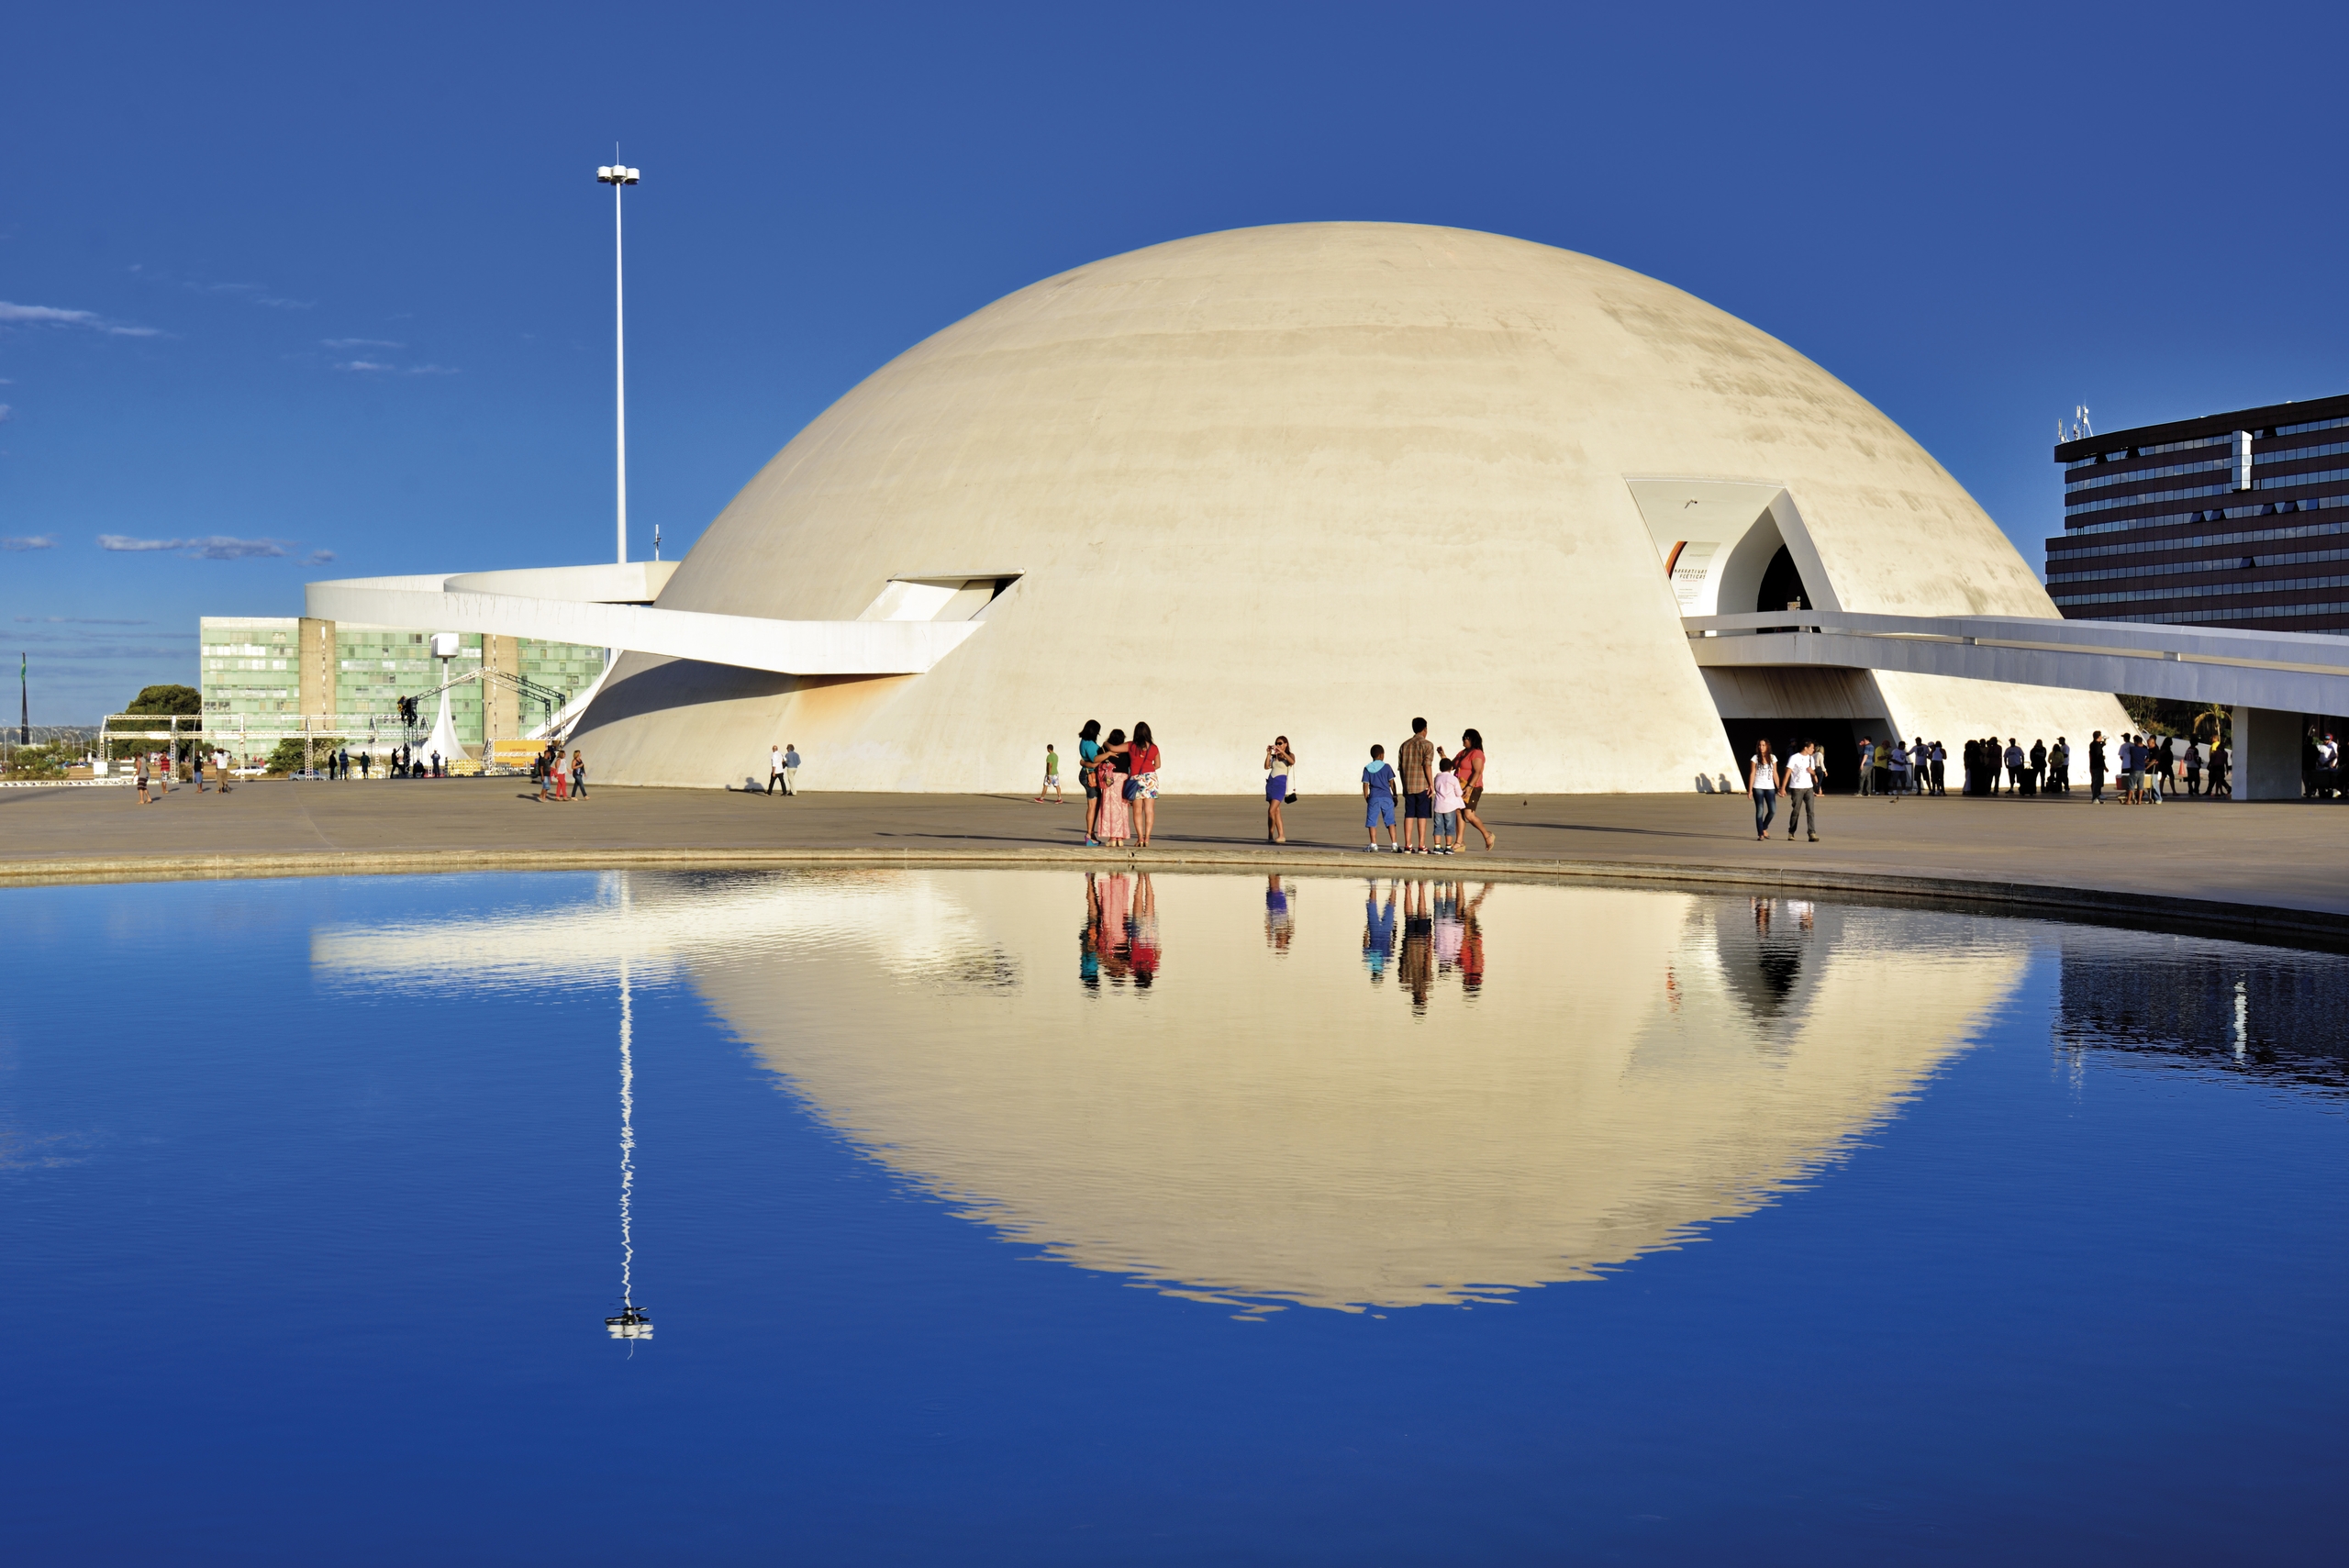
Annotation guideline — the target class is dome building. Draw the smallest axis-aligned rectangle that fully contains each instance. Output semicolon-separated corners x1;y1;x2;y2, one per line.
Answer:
573;222;2121;792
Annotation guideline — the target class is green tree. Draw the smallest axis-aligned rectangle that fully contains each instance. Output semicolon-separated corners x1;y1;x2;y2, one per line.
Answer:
263;735;347;775
125;684;202;716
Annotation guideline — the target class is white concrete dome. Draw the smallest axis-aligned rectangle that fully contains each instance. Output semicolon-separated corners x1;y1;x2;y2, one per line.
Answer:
576;221;2119;792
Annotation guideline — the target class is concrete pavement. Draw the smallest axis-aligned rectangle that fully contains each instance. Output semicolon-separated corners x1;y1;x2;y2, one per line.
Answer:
5;777;2345;946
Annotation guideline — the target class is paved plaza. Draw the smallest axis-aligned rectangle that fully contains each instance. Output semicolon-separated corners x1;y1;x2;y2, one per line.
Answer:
4;778;2344;944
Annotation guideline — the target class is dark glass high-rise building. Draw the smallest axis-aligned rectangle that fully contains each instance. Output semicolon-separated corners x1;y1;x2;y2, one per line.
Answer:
2047;393;2349;635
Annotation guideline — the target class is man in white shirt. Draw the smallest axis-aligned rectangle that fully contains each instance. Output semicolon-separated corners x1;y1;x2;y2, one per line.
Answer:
1783;739;1821;842
767;744;787;795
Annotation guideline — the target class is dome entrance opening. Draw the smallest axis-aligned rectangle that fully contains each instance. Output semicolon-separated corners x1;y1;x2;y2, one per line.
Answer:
1757;545;1812;614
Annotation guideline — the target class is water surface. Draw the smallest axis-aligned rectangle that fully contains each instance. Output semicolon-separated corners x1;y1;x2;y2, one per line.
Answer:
4;870;2343;1563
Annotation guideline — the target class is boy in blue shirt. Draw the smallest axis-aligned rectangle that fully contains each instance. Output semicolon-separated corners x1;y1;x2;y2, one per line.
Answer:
1362;743;1399;851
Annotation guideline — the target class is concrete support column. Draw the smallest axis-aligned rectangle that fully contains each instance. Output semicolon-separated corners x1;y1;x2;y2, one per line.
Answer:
2232;706;2303;800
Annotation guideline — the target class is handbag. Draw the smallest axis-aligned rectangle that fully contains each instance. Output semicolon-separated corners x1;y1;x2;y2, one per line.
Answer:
1122;776;1143;800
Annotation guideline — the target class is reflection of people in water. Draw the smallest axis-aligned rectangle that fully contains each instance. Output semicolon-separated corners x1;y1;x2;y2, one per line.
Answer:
1457;883;1491;995
1129;873;1161;987
1363;879;1397;983
1080;873;1136;986
1434;884;1464;973
1264;874;1296;953
1399;881;1436;1010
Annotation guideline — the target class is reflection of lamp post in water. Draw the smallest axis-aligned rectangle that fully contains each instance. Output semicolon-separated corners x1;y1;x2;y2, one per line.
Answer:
606;955;652;1340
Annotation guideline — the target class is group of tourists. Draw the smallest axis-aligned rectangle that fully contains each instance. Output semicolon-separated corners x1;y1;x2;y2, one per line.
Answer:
532;744;588;801
2092;730;2231;804
1074;719;1163;849
1963;736;2073;797
1359;720;1496;854
1853;736;1946;797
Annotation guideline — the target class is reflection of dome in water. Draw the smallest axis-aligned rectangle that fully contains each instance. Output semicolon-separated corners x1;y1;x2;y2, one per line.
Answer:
674;874;2028;1311
573;221;2121;793
310;872;2029;1311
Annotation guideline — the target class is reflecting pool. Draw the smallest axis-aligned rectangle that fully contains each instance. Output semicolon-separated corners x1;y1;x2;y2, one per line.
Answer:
5;870;2345;1563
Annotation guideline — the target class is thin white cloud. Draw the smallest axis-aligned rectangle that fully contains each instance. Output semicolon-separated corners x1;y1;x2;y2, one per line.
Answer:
4;533;58;550
16;615;150;624
305;549;337;564
322;338;404;350
97;534;290;560
0;404;12;421
0;300;160;338
335;357;457;375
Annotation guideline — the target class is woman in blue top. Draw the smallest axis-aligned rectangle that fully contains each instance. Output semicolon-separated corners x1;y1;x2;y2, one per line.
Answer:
1077;719;1104;845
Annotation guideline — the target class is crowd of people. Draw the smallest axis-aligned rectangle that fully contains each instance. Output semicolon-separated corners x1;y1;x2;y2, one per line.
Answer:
1743;726;2243;838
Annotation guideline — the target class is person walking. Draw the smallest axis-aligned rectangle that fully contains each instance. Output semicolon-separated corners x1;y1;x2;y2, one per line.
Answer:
1264;736;1295;844
2088;731;2108;803
571;750;588;800
1857;736;1876;796
1093;728;1132;847
1077;719;1105;845
1748;737;1780;840
781;744;801;795
1454;728;1497;851
1037;744;1063;805
768;744;786;795
1398;718;1437;855
1362;743;1399;851
2210;736;2232;797
215;747;233;795
135;751;151;805
2185;738;2203;797
1783;739;1820;841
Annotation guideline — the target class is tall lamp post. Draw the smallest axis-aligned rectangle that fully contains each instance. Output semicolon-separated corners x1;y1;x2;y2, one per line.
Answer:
596;161;640;568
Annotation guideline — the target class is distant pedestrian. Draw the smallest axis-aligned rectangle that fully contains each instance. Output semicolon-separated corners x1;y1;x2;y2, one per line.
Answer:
2210;738;2232;797
1362;743;1399;851
2050;737;2071;795
192;750;206;793
1037;744;1063;805
768;744;786;795
571;750;588;799
2088;731;2108;803
1455;728;1497;851
2029;739;2047;797
2185;739;2203;796
782;743;801;795
2126;735;2147;803
135;751;151;805
1398;717;1437;855
1857;736;1876;796
1783;739;1820;841
1077;719;1105;845
1748;737;1780;840
1264;736;1295;844
1931;740;1947;796
1126;722;1161;848
2005;739;2026;795
216;748;233;795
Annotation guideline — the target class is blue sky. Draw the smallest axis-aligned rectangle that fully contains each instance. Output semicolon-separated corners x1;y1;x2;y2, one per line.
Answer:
5;1;2344;721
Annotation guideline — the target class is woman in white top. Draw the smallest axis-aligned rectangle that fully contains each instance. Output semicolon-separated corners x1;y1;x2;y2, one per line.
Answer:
1264;737;1295;844
1748;739;1780;841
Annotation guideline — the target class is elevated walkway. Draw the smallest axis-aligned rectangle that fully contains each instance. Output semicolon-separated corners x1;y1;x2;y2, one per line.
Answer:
1687;610;2349;799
